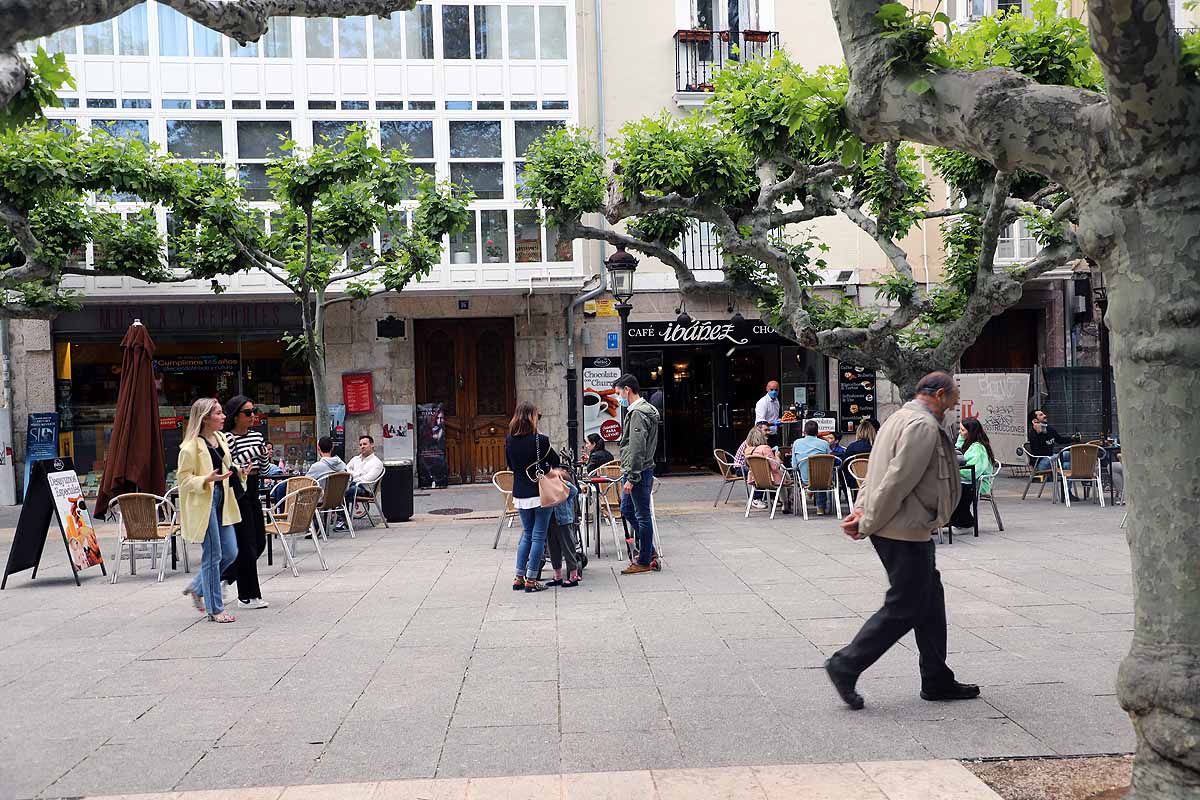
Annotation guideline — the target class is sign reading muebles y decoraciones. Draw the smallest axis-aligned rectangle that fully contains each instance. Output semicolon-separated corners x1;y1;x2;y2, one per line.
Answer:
624;318;791;347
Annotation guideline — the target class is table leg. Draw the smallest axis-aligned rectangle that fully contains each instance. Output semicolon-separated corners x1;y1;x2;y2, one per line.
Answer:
595;489;602;558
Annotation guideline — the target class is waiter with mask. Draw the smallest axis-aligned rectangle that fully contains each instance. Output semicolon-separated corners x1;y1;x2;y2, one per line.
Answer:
755;380;782;448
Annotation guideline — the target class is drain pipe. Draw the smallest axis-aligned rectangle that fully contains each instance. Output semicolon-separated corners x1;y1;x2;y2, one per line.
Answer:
562;0;611;461
0;320;17;505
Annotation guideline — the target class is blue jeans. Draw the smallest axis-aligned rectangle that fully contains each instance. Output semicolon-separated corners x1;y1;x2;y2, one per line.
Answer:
190;486;238;616
1034;452;1071;471
620;469;655;566
516;506;553;580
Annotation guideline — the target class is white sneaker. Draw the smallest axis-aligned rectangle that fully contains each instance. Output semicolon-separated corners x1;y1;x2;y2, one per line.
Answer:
751;500;767;510
238;598;269;609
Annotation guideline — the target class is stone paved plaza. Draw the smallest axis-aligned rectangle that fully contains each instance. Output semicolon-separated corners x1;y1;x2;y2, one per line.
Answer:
0;476;1135;799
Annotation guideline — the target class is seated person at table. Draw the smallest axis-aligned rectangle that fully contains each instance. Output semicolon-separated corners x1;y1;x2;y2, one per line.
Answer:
841;419;876;490
270;436;348;506
957;418;998;494
742;426;781;509
1027;409;1076;470
791;421;832;513
733;421;773;478
261;443;285;477
583;433;614;472
338;434;385;530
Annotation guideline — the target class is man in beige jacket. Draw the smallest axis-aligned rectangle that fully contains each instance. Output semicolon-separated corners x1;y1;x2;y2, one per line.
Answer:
824;371;980;710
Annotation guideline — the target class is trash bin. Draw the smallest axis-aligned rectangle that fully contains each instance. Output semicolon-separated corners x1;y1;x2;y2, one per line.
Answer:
381;460;414;522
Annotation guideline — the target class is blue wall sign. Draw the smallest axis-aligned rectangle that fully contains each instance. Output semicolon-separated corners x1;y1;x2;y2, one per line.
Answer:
606;332;619;351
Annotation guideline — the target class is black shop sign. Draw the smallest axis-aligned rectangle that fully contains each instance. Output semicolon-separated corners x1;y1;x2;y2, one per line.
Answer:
625;318;792;347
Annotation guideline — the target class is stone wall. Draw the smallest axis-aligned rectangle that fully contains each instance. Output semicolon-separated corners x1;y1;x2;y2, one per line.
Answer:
6;320;56;487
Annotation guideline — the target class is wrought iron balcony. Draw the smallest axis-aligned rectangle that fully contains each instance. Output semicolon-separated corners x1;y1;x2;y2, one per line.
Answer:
673;29;780;95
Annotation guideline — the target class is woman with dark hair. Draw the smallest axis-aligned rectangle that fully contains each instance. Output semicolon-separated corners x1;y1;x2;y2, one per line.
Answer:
957;418;998;494
583;432;613;472
222;394;270;610
505;400;560;593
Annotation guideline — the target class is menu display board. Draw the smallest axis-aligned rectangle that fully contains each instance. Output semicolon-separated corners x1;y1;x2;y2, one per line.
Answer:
342;372;375;414
838;366;877;434
582;357;622;443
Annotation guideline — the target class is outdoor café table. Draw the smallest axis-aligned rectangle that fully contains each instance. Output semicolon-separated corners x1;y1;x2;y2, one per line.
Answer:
585;474;620;558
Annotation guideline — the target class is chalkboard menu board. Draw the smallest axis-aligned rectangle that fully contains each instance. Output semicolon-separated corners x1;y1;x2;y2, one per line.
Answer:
839;366;877;434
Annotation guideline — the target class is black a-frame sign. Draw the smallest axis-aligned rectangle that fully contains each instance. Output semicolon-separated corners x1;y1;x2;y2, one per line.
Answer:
2;458;106;588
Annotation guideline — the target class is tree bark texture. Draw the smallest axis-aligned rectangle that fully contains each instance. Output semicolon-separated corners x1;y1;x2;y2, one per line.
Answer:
828;0;1200;794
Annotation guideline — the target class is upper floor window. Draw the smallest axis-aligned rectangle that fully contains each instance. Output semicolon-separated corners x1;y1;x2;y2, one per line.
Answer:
688;0;763;31
997;219;1039;262
948;0;1025;22
306;17;366;58
374;6;435;59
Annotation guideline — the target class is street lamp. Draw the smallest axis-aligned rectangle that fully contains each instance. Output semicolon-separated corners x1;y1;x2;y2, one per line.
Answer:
607;246;639;374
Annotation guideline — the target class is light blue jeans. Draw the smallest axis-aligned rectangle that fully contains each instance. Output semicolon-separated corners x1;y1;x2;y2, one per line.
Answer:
190;486;238;616
516;506;553;580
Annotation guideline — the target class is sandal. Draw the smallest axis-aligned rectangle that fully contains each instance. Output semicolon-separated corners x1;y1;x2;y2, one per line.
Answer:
208;612;236;623
561;578;579;588
182;588;204;612
524;579;547;593
545;578;563;587
512;577;525;591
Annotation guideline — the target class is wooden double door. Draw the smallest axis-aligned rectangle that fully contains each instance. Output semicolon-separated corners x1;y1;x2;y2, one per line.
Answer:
415;318;516;484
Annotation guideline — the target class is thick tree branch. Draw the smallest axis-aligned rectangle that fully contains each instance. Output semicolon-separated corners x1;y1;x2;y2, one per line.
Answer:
0;50;30;111
1088;0;1186;132
0;201;56;287
0;299;64;319
820;187;916;280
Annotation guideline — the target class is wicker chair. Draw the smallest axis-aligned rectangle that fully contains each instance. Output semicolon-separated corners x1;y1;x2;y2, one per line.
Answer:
490;470;519;549
351;474;388;529
109;493;183;583
1058;444;1105;508
266;485;326;576
315;471;355;540
842;454;870;505
274;476;318;520
712;449;748;507
745;454;791;519
795;454;842;521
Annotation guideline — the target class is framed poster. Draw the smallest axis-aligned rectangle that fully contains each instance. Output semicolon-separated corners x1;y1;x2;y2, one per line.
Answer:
582;357;622;443
381;404;414;462
341;372;375;414
838;366;877;434
416;402;448;488
23;412;58;500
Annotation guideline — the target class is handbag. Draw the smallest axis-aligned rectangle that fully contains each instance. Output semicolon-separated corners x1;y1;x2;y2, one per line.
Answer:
528;434;569;508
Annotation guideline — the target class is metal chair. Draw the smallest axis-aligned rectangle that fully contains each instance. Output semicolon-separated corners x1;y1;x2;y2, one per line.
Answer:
1058;444;1105;508
745;454;791;520
350;474;388;528
266;485;326;576
490;470;519;549
712;449;748;507
315;471;355;540
975;460;1004;531
109;493;184;583
843;454;870;505
274;476;318;520
1020;442;1056;500
596;461;628;558
795;454;842;521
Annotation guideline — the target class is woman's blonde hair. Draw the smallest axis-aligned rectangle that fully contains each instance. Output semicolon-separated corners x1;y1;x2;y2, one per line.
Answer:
746;427;768;448
182;398;221;445
856;419;877;444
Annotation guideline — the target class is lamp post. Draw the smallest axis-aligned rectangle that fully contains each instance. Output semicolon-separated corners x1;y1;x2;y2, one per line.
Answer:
607;246;639;376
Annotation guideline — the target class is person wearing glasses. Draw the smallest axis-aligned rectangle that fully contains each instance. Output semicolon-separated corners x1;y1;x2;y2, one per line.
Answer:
221;395;270;610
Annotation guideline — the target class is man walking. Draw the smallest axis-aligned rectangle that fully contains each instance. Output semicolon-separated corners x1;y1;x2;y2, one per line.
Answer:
614;374;660;575
825;371;979;709
755;380;782;446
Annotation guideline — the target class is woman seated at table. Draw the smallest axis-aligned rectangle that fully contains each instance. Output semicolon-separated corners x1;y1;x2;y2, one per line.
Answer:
840;419;876;491
743;426;782;508
957;418;998;493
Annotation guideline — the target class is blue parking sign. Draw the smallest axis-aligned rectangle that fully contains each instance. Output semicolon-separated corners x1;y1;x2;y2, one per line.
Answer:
606;332;619;350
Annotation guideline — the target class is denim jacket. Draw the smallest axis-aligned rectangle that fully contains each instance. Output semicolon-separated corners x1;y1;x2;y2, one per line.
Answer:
552;479;579;525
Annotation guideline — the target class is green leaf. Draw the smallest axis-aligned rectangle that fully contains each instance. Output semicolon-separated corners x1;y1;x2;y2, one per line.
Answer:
908;77;933;95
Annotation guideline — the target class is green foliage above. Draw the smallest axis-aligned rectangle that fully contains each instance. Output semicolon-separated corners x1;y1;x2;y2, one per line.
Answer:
519;127;605;226
0;48;75;132
627;210;690;248
855;143;930;239
611;113;756;204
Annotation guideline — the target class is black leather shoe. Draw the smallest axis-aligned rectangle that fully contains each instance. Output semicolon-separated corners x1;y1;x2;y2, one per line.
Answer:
824;658;865;710
921;681;981;702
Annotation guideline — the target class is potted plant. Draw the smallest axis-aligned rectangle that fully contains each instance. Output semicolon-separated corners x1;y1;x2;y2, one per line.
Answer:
743;29;772;43
676;28;712;43
485;238;504;263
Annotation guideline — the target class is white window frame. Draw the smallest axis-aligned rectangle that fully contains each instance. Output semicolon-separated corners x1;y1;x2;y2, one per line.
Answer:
996;219;1040;263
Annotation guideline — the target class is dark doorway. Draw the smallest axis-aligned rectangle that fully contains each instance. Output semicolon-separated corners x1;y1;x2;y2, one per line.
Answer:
662;348;714;472
415;318;515;484
962;309;1040;369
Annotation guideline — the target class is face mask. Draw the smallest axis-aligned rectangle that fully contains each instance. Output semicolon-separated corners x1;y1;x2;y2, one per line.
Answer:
768;390;778;399
617;394;629;408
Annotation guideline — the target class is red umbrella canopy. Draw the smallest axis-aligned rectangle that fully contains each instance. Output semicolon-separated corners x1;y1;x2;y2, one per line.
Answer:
94;322;165;518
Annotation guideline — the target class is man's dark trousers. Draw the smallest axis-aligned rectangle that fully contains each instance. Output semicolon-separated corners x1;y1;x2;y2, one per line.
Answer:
619;468;655;566
830;536;955;688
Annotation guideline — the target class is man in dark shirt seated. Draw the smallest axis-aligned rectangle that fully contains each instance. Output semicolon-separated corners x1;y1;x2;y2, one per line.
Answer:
1027;409;1077;470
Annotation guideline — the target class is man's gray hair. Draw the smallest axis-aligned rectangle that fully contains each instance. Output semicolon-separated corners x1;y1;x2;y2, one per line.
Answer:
915;371;956;395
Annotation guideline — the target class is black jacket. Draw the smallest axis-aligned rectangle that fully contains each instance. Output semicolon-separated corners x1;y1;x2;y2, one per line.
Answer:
505;433;560;499
1027;423;1072;457
586;447;614;472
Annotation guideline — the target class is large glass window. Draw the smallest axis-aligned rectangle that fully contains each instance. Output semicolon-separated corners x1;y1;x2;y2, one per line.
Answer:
539;6;567;59
449;210;478;264
373;13;404;58
46;28;77;55
166;120;223;159
83;21;114;55
406;5;435;58
442;5;471;59
514;210;541;263
158;6;189;56
339;16;367;58
194;22;222;56
238;121;291;201
263;17;292;57
92;119;150;142
381;120;435;194
117;5;149;55
451;163;503;199
474;5;502;59
508;6;535;59
480;209;509;263
232;38;258;57
449;120;501;158
545;221;573;262
313;120;355;150
306;18;335;58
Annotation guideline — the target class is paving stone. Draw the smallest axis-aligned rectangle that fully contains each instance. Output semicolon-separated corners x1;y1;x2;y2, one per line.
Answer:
450;680;559;728
175;744;324;791
436;725;560;779
45;742;209;798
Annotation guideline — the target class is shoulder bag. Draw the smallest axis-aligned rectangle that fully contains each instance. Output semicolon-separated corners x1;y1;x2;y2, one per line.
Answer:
527;434;569;508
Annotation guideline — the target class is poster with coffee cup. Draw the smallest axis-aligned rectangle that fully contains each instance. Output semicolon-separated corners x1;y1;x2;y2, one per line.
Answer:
582;357;622;442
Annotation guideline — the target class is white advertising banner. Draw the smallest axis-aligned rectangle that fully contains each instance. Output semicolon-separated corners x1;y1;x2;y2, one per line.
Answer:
381;404;414;462
955;373;1030;466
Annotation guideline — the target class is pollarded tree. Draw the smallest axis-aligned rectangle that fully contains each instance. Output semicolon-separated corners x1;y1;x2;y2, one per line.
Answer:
0;0;420;316
521;10;1091;397
183;126;471;435
828;0;1200;795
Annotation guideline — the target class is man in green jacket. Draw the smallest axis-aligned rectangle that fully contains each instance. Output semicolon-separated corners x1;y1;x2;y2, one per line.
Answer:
614;374;660;575
825;371;979;709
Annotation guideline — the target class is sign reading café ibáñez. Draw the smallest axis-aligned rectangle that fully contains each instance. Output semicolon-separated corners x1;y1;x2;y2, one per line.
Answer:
624;318;790;347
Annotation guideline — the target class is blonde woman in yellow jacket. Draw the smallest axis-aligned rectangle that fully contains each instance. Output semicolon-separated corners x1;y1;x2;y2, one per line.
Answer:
178;398;250;622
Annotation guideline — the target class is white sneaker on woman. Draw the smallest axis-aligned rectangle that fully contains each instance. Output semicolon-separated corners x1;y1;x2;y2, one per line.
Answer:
751;500;767;510
238;598;269;609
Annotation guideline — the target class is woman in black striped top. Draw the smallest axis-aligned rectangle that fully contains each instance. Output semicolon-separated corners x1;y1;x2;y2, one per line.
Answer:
222;395;269;609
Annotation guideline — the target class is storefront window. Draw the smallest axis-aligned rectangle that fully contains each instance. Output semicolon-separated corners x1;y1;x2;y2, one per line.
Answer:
781;346;827;412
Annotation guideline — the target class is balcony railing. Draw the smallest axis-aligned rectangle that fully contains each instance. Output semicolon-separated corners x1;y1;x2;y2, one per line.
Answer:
673;29;779;94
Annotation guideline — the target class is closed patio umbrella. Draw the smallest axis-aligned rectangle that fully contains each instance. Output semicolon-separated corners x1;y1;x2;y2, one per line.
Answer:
94;320;165;519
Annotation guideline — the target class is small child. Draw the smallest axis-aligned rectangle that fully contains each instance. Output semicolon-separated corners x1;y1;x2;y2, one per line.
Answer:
546;467;582;587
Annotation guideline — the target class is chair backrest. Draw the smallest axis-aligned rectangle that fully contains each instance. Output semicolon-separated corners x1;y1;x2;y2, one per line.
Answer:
597;462;623;512
278;486;322;535
492;470;517;515
318;471;352;510
845;455;870;484
714;449;736;479
1064;444;1101;479
745;454;777;488
112;493;167;541
282;476;317;515
806;454;837;490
